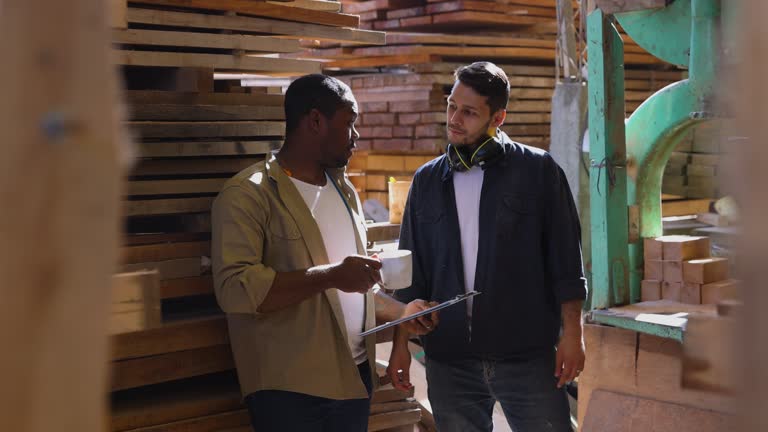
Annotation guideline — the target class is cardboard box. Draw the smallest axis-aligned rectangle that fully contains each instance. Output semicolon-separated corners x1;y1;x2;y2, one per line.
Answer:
683;257;730;284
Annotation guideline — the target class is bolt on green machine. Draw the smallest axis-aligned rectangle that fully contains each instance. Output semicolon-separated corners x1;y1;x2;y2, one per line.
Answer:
587;0;722;340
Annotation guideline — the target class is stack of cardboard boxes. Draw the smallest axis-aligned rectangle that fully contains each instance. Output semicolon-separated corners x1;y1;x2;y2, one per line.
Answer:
642;235;740;305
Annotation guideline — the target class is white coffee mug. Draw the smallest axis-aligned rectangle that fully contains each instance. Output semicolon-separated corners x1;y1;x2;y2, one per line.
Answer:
378;249;412;290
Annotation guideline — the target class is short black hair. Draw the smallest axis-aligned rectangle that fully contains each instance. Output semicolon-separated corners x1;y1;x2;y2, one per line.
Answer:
284;74;353;133
454;62;510;114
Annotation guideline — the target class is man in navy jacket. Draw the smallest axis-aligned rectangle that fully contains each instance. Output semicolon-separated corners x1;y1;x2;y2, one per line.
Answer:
387;62;587;432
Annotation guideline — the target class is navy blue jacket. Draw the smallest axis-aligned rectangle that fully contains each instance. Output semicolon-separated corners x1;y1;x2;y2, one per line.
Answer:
394;132;587;360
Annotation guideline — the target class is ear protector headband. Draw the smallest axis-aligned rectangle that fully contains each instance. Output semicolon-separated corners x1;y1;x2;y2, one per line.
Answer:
446;132;504;172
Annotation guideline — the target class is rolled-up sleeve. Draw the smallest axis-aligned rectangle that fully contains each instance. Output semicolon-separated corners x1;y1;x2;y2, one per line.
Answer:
212;186;277;315
541;154;588;304
394;174;428;304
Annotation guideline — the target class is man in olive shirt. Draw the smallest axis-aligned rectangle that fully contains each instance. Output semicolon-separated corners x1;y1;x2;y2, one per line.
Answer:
212;74;437;432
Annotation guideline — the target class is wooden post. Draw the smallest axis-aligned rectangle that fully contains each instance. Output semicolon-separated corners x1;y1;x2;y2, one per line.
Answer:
0;0;128;431
737;0;768;429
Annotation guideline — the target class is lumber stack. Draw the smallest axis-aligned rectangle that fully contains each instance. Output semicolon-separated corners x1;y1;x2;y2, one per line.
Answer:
664;121;733;200
641;235;740;305
370;383;422;431
579;323;735;429
278;0;684;211
346;0;555;32
117;0;384;317
336;0;661;64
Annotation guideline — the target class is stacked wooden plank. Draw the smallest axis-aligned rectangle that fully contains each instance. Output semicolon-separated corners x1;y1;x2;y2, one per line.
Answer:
117;0;384;313
111;271;162;335
641;235;740;305
369;383;422;431
579;323;735;429
275;0;684;212
335;0;661;64
345;0;555;31
664;122;731;200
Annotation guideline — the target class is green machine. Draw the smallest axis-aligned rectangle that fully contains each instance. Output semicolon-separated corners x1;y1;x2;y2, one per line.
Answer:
587;0;722;339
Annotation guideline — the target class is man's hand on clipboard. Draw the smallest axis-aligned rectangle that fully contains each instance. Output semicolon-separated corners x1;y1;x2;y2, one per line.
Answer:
400;300;440;335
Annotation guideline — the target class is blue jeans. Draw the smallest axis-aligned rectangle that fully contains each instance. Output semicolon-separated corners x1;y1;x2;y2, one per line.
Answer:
426;352;572;432
244;362;373;432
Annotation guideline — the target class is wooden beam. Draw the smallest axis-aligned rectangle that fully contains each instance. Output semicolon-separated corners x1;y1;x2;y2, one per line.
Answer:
662;199;714;217
130;0;359;28
326;54;441;69
430;10;549;27
161;276;214;299
368;409;421;431
595;0;668;14
110;345;235;391
111;316;228;360
371;385;415;404
131;158;261;176
342;0;421;14
125;90;284;106
126;178;227;196
426;0;557;17
342;45;556;61
116;51;322;75
128;120;284;139
117;409;250;432
128;104;284;121
121;241;210;264
111;271;162;335
123;232;210;246
127;8;385;45
112;0;128;28
122;257;209;280
384;32;556;48
0;0;124;430
267;0;342;12
113;29;301;53
110;372;242;431
124;197;214;216
136;140;278;158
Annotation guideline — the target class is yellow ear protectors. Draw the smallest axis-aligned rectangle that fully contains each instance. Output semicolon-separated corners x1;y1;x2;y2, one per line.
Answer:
446;134;505;173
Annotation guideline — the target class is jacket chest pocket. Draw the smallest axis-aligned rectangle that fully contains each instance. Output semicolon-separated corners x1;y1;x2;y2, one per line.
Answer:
496;194;534;240
268;214;302;240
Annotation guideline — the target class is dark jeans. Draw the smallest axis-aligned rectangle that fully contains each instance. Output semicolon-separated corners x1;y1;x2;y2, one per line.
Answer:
244;362;373;432
426;352;572;432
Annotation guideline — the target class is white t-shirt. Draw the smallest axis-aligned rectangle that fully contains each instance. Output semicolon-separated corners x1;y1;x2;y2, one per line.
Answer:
452;166;484;316
289;174;367;364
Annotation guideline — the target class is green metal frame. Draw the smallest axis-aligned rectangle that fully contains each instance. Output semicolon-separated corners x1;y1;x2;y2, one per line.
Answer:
587;9;629;310
588;0;721;337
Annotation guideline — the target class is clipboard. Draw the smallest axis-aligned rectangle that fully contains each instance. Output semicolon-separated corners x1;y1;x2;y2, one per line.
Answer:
360;291;481;337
